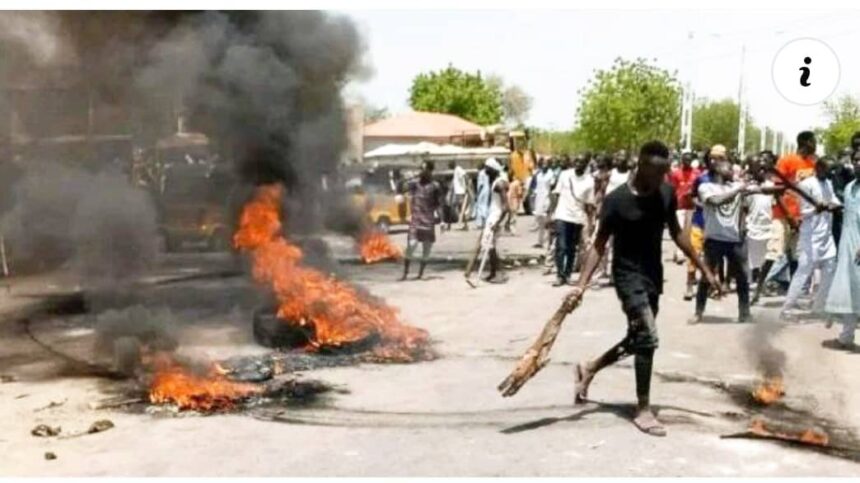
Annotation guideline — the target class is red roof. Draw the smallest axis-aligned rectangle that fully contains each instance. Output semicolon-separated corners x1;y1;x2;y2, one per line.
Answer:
364;111;483;138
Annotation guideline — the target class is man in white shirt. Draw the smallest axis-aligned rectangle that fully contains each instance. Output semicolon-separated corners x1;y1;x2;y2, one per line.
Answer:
782;157;842;318
531;158;555;248
744;157;776;278
551;154;595;286
607;149;631;195
447;161;470;231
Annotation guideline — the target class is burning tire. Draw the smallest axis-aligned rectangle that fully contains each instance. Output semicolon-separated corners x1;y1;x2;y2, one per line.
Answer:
252;307;313;349
375;216;391;234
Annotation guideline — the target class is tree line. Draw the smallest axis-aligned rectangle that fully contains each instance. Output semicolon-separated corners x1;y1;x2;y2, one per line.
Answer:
368;59;859;155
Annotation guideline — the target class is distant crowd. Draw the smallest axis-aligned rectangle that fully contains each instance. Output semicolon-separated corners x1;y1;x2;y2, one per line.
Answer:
394;131;860;352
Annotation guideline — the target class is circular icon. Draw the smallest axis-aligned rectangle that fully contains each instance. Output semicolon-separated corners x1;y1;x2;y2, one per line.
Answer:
772;38;840;106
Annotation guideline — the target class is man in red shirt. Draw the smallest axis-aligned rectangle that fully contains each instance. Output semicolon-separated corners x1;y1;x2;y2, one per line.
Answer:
668;151;701;298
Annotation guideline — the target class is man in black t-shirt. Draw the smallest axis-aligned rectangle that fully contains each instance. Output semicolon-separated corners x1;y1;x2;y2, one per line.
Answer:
564;141;721;437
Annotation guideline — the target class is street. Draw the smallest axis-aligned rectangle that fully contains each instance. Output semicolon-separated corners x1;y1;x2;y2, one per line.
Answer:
1;215;859;476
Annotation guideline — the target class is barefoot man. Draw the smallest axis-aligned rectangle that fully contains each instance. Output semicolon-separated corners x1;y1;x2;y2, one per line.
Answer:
565;141;720;437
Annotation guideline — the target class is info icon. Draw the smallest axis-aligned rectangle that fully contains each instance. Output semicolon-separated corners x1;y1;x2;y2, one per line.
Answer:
772;38;840;106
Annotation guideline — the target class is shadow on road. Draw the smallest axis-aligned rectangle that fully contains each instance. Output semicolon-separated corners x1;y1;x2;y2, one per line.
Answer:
500;401;715;435
695;315;738;325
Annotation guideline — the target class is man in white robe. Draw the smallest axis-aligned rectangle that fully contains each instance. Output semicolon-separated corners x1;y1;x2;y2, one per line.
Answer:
781;157;842;319
824;153;860;350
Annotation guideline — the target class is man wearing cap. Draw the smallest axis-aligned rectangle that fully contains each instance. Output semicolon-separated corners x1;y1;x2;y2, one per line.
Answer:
478;157;510;283
693;144;763;324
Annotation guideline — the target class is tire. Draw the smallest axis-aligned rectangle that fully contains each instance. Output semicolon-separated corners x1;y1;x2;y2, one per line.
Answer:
376;217;391;234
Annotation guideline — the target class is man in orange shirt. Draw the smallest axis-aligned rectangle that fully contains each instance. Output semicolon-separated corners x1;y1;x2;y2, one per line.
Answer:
753;131;817;304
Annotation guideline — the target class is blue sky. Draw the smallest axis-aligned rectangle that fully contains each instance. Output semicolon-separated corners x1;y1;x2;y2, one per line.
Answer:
344;9;860;141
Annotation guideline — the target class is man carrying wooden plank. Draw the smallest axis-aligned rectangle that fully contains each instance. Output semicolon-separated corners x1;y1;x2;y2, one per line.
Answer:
567;141;721;437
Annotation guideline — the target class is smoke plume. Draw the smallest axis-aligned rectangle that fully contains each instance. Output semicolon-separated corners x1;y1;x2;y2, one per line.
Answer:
744;319;787;378
0;11;369;280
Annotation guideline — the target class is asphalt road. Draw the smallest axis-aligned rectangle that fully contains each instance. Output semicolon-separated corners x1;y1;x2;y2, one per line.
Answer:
1;215;859;476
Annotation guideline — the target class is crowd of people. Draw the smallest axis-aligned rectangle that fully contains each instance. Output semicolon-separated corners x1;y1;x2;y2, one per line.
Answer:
398;130;860;354
390;133;860;436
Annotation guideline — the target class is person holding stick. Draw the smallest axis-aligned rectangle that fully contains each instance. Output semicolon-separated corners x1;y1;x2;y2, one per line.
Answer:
780;156;842;319
480;158;510;283
565;141;721;437
692;145;777;324
763;132;819;289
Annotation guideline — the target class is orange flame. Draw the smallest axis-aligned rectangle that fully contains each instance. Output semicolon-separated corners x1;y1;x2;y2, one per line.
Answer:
148;354;260;411
233;185;431;361
748;418;829;447
752;376;784;405
358;230;402;264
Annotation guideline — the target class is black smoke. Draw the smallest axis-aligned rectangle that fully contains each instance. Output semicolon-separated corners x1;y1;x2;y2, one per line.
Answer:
0;11;368;281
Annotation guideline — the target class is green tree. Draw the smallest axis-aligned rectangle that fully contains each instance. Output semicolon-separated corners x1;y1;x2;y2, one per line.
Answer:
574;57;681;152
531;128;582;155
821;95;860;154
409;65;502;126
691;98;761;154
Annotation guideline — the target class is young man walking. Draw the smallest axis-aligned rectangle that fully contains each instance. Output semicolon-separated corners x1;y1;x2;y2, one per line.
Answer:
551;154;595;286
567;141;720;437
531;159;555;249
400;161;443;281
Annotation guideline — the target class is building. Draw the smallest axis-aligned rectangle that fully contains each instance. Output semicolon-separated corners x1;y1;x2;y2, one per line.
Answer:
363;111;484;153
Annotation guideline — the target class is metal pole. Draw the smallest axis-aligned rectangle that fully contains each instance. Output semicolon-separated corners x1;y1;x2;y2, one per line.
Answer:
680;31;694;153
737;44;747;157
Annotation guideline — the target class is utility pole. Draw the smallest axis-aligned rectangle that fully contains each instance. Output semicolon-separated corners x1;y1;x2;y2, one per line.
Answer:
760;126;767;153
679;31;695;153
680;82;694;153
736;44;747;158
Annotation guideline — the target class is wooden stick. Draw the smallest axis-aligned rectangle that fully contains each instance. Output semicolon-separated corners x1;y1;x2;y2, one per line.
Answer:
467;246;490;288
88;397;144;410
0;234;9;277
767;166;822;207
497;293;582;397
457;191;470;225
463;229;485;278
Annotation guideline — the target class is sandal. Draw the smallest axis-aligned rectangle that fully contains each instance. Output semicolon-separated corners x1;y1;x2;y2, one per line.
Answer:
633;409;667;437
